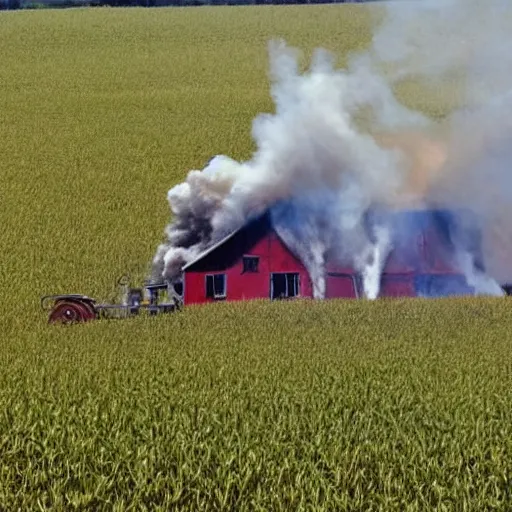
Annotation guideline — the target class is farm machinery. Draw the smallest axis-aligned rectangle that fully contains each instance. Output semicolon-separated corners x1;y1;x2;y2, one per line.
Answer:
41;276;182;325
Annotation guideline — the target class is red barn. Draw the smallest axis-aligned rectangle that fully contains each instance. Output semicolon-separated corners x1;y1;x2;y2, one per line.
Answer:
181;209;478;305
182;211;312;304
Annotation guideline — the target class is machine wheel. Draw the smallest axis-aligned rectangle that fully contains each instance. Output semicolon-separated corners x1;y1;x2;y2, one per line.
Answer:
48;300;96;325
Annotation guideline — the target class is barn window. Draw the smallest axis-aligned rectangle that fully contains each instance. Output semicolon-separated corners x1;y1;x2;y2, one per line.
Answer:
205;274;226;299
271;273;299;300
242;256;259;273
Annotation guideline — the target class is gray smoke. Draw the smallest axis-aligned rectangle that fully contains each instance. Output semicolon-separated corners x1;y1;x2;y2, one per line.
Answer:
153;0;512;297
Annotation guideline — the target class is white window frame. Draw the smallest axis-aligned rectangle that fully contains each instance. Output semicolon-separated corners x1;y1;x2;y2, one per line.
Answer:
270;272;300;299
205;274;227;300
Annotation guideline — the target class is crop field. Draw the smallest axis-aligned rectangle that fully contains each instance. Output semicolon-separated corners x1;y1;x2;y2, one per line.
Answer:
1;4;512;510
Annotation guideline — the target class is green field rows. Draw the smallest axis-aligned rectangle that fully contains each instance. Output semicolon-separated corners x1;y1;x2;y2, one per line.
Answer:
1;299;512;509
1;6;512;510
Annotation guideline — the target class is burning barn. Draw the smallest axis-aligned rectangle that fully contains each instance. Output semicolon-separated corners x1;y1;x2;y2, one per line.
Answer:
180;209;312;304
178;207;486;306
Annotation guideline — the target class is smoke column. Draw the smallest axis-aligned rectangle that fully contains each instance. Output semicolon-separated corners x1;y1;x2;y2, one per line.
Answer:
152;0;511;297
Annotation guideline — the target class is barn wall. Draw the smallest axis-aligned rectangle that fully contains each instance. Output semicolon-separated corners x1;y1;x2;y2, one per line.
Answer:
184;234;271;305
183;230;312;305
182;209;481;304
325;273;359;299
268;233;313;298
379;274;416;297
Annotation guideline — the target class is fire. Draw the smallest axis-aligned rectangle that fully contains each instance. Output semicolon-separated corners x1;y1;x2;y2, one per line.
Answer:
374;131;448;207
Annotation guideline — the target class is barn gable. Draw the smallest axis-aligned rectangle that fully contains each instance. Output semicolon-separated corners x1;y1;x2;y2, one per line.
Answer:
182;211;274;273
181;211;313;304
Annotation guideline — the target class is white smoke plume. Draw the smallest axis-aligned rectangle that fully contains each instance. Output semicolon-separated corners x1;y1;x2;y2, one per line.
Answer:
152;0;512;297
357;225;392;300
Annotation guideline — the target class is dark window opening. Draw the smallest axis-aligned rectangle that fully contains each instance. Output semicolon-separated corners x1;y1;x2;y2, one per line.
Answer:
243;256;259;273
271;273;299;300
173;281;183;297
206;274;226;299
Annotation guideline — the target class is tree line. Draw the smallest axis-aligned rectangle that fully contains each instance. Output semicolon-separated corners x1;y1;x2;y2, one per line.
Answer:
2;0;371;9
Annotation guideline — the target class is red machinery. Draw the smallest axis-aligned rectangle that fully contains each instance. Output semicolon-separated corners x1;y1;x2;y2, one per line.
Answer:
41;277;182;325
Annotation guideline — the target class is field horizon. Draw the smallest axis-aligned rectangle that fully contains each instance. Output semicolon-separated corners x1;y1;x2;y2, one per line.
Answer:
1;5;512;509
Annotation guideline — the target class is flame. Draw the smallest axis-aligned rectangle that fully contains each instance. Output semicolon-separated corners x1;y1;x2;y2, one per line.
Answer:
373;131;448;207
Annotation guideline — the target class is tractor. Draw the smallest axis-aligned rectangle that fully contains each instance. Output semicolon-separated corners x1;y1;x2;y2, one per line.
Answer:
41;276;182;325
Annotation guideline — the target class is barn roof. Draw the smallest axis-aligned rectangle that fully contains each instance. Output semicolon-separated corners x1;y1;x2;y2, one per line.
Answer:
180;206;482;273
181;210;272;272
181;227;245;272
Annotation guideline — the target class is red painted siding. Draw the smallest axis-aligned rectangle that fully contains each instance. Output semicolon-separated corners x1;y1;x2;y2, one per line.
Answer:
183;216;312;305
182;209;479;304
325;273;359;299
380;274;416;297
